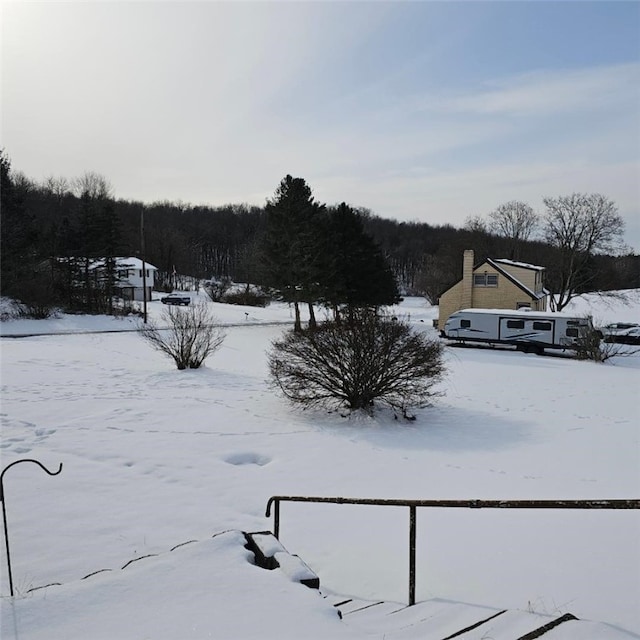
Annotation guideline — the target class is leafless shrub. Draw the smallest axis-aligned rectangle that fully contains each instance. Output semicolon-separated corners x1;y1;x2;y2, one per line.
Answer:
139;302;225;369
222;284;270;307
268;310;446;417
203;277;232;302
16;275;60;319
574;321;640;362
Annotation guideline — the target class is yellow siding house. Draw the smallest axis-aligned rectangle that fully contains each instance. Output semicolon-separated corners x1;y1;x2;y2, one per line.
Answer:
437;250;548;329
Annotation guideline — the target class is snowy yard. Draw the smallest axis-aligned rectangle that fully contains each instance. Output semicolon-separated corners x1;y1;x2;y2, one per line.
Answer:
1;292;639;639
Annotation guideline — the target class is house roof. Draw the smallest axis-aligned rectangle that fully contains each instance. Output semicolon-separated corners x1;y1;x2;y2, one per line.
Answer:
491;258;545;272
115;257;158;271
479;258;546;301
89;257;158;271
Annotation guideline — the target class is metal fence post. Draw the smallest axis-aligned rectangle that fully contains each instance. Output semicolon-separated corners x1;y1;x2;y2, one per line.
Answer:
409;505;416;606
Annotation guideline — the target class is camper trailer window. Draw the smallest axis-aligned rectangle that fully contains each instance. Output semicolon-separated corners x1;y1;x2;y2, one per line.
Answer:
533;321;552;330
567;320;581;326
460;319;471;328
507;320;525;329
566;327;579;337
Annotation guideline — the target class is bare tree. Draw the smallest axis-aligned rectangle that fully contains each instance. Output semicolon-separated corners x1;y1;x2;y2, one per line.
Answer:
415;254;459;305
542;193;625;311
11;170;37;193
268;311;446;418
488;201;538;259
43;175;71;201
72;171;113;200
139;302;226;369
463;214;488;234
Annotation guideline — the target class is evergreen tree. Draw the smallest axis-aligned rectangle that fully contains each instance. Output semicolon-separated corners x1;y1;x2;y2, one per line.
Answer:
320;203;400;322
95;199;125;314
0;150;39;297
260;175;325;331
72;173;124;313
50;217;84;309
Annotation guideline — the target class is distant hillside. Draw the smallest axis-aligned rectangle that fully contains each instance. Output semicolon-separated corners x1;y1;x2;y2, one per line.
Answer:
562;289;640;325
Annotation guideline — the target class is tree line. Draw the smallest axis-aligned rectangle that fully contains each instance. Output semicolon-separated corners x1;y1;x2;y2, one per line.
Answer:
1;150;638;317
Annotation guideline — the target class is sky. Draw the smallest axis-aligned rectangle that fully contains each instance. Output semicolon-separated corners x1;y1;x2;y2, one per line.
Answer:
1;292;639;638
2;1;639;250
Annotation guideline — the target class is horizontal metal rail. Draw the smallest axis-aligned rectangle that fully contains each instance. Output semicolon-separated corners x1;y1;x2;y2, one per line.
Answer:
265;495;640;606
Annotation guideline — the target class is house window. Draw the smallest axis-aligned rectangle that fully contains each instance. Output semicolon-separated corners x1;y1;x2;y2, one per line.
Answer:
460;319;471;328
533;321;552;331
507;319;525;329
473;273;498;287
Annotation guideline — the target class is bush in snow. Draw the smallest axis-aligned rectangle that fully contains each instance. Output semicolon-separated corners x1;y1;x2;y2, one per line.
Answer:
203;277;233;302
574;320;640;362
222;284;270;307
13;273;60;319
139;301;225;370
268;310;445;417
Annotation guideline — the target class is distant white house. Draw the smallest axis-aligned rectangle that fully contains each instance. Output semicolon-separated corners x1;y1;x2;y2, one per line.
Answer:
90;257;158;302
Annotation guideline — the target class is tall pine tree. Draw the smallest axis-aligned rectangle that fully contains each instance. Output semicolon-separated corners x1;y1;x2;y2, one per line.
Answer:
319;203;400;323
260;175;325;331
0;150;39;297
73;172;124;313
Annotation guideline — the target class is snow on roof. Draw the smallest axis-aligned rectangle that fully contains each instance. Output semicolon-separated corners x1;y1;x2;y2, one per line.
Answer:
116;257;158;270
88;257;158;270
492;258;545;271
455;307;587;318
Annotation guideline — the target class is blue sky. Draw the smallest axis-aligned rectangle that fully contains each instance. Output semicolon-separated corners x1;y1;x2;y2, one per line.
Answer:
2;1;639;250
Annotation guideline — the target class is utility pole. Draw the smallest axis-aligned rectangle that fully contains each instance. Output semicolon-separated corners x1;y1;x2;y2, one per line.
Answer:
141;206;147;324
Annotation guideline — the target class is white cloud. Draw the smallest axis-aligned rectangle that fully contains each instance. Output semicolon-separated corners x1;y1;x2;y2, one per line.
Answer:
439;63;640;117
2;3;638;251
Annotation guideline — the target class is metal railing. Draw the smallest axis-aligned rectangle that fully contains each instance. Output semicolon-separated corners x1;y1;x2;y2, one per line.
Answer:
265;495;640;606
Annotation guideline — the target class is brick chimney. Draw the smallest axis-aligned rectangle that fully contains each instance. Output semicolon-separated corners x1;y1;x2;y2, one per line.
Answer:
461;249;474;309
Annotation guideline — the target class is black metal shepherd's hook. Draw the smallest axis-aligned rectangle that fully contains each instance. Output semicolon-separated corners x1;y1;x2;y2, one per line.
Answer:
1;459;63;597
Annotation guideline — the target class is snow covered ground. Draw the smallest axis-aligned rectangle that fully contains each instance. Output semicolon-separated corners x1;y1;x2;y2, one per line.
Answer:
1;291;639;639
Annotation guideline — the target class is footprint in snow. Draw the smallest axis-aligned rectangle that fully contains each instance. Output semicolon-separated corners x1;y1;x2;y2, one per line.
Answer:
223;452;272;467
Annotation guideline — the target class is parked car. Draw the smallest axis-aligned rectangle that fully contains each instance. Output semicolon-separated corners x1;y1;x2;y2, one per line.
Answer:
161;294;191;306
598;322;640;345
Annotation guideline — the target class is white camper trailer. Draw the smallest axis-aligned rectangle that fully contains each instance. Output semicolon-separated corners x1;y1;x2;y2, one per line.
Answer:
442;308;591;354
